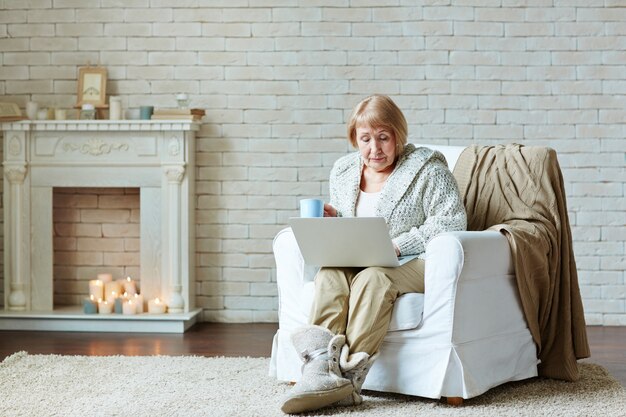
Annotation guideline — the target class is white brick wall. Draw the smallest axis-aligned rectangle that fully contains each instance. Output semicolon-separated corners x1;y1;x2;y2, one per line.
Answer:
0;2;624;325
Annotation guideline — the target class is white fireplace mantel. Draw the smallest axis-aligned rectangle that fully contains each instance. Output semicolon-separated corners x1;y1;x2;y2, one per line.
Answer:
0;120;200;333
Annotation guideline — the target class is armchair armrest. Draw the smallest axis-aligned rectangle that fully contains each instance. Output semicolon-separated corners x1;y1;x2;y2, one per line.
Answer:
273;227;319;284
423;230;524;345
437;231;514;279
273;228;319;329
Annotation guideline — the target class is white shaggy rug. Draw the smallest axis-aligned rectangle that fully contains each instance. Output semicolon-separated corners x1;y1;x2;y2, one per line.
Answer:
1;352;625;417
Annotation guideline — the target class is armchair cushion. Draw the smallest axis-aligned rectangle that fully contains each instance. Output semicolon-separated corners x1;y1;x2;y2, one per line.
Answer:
388;293;424;331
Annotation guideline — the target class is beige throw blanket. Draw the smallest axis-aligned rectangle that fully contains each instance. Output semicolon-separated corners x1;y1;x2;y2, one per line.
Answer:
453;144;590;381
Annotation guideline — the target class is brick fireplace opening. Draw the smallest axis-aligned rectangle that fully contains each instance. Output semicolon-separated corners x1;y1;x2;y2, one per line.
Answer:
53;187;140;307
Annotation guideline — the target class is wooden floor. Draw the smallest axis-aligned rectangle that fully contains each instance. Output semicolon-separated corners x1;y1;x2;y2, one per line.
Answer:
582;326;626;387
0;324;624;387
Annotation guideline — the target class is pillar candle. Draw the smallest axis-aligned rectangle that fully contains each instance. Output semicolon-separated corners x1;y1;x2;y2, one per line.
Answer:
115;279;126;293
109;96;122;120
132;293;144;314
123;276;137;296
89;280;104;300
114;297;124;314
97;273;113;283
55;108;67;120
83;295;98;314
98;300;113;314
122;300;137;315
147;298;167;314
105;290;118;303
105;281;123;301
26;101;38;120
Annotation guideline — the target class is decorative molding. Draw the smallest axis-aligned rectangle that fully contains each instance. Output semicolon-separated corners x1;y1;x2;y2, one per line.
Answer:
8;283;27;311
0;120;199;132
33;136;61;157
8;136;22;156
5;165;27;184
168;136;181;156
164;165;185;183
63;138;129;156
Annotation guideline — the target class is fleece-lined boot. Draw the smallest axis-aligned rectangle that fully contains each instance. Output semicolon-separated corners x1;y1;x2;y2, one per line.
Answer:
280;325;354;414
336;345;379;406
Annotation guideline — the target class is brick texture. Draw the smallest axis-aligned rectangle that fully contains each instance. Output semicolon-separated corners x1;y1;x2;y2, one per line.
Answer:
0;3;624;325
52;188;140;306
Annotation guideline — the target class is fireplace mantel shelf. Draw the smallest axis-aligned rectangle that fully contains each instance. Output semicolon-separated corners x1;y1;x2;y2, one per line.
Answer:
1;121;198;333
0;120;200;132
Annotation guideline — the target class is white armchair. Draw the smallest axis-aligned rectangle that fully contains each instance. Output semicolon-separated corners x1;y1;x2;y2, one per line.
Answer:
269;144;539;401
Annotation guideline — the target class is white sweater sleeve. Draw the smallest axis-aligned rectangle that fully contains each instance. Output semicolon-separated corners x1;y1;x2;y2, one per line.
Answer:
391;162;467;257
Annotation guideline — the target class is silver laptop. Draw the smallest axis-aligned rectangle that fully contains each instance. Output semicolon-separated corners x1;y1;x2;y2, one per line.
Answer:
289;217;418;267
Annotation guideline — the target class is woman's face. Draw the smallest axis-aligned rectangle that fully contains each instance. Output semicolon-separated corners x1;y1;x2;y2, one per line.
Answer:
356;124;397;173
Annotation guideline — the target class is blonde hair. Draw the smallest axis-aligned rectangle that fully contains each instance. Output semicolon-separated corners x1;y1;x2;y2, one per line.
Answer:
347;95;408;153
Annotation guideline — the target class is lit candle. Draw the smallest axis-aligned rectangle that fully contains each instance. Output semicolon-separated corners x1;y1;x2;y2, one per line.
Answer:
98;299;113;314
106;289;118;303
88;280;104;300
133;293;144;314
122;299;137;315
97;273;113;283
147;298;167;314
123;276;137;296
105;281;123;301
83;295;98;314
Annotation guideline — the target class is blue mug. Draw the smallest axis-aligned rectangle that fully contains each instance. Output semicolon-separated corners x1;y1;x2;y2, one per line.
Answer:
300;198;324;218
139;106;154;120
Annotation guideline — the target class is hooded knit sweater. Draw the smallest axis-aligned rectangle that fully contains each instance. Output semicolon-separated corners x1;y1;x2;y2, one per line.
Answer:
329;144;467;257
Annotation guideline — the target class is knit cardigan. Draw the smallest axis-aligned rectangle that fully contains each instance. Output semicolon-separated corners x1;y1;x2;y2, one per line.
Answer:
329;144;467;257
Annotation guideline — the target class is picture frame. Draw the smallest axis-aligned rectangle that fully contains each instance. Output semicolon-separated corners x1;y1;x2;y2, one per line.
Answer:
77;66;107;107
0;102;25;121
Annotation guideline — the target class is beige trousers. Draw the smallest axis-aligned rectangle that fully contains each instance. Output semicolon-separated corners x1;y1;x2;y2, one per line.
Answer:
309;259;425;355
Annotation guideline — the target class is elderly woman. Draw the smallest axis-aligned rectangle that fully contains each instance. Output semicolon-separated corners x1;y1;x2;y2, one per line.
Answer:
281;95;467;414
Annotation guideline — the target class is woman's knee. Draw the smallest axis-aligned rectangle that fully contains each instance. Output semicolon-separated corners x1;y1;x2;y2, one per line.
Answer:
315;267;351;292
351;267;394;293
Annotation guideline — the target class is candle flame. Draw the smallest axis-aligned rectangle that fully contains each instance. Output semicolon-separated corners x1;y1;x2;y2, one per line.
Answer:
90;294;95;301
155;298;161;304
126;276;132;282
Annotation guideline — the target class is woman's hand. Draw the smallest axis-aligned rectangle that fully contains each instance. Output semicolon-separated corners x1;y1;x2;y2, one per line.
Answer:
323;204;337;217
